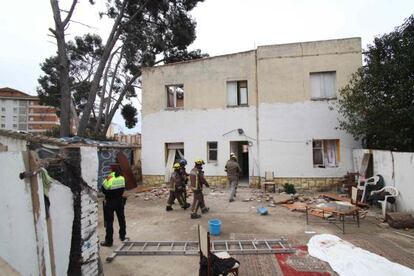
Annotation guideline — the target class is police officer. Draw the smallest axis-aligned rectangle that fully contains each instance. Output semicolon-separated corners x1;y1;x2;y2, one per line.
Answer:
190;159;210;219
166;163;190;211
101;164;126;247
225;153;242;202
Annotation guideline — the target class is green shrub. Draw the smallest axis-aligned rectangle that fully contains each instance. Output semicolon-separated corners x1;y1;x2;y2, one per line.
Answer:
283;183;296;194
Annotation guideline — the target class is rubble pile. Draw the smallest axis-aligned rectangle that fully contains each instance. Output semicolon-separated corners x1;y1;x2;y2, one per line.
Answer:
135;186;171;200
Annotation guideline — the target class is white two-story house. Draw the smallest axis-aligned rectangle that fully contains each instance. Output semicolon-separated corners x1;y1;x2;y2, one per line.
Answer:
141;38;362;189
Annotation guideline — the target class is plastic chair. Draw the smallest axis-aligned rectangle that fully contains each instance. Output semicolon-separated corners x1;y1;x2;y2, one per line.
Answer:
370;186;399;218
357;175;380;202
263;171;275;193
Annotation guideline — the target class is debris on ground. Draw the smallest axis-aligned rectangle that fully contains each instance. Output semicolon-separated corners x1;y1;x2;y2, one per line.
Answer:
386;213;414;229
135;187;170;200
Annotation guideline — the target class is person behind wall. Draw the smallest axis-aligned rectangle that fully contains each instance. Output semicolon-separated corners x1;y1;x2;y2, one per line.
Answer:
179;159;189;204
190;159;210;219
100;164;127;247
166;163;191;211
225;152;242;202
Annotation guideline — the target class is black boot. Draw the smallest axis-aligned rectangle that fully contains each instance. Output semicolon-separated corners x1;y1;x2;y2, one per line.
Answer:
201;207;209;214
166;206;173;211
182;203;191;210
100;241;112;247
191;213;201;219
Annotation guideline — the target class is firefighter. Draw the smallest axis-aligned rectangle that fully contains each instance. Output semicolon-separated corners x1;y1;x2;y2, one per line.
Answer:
101;164;126;247
225;152;242;202
190;159;210;219
166;163;190;211
179;159;189;204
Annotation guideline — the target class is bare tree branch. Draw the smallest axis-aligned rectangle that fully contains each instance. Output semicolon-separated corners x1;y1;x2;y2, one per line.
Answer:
62;0;78;27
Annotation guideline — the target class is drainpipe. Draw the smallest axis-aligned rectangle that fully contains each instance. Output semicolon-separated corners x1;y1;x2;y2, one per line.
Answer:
255;49;261;188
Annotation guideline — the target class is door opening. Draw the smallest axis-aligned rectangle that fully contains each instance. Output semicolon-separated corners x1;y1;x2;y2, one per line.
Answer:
230;141;249;186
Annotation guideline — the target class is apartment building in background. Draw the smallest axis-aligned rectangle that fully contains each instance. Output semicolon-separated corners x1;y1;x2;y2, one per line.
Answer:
0;87;59;133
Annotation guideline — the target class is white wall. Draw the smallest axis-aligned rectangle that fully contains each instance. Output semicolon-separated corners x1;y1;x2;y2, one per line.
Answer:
0;151;41;275
80;147;100;276
142;107;258;177
0;136;26;151
259;102;360;177
49;182;74;276
353;149;414;213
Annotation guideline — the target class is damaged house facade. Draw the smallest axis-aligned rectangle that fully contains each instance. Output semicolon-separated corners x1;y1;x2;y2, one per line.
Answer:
141;38;362;189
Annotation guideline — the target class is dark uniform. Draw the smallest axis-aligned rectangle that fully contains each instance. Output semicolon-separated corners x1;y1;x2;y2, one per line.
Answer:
101;169;126;247
190;160;209;219
166;167;189;211
225;156;242;202
179;165;189;204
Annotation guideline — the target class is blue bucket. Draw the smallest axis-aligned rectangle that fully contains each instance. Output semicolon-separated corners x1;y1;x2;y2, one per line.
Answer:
208;219;222;236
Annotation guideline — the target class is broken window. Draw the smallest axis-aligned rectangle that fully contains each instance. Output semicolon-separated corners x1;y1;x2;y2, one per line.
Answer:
207;142;218;162
227;80;248;107
310;72;336;99
165;143;185;182
313;139;340;168
166;84;184;109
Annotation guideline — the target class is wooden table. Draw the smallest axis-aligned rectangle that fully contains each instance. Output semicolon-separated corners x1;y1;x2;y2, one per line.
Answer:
305;202;360;234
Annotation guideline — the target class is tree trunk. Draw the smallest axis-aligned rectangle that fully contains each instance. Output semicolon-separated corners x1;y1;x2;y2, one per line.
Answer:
94;47;122;132
102;74;140;134
50;0;74;137
77;1;128;136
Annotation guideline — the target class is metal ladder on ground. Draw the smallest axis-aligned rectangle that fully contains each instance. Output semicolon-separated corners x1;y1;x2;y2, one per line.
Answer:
106;238;295;262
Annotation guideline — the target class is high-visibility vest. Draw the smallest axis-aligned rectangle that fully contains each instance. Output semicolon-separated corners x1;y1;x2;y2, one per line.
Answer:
103;172;125;190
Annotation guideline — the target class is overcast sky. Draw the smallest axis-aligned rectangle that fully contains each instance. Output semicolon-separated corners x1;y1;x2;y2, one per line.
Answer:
0;0;413;133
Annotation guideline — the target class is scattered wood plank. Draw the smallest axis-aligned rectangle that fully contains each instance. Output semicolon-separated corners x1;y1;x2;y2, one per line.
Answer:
320;193;368;208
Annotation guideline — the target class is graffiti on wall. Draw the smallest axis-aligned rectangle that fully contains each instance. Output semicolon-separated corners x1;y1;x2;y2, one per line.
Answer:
98;148;132;189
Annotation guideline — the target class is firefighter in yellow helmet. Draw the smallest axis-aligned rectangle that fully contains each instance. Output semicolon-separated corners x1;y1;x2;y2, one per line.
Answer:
190;159;210;219
166;163;190;211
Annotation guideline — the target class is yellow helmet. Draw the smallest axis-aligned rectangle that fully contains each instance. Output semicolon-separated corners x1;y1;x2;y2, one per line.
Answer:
173;163;181;169
195;159;205;165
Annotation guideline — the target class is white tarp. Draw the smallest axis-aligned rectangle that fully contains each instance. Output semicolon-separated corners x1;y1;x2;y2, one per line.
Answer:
308;234;414;276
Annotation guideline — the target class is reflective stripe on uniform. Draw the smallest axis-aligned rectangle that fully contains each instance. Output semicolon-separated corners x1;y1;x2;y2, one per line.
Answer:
103;173;125;190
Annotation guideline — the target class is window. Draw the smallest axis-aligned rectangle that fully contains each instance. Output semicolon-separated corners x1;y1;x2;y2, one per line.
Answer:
166;84;184;109
13;124;17;129
310;72;336;99
13;107;18;113
18;124;27;131
0;116;5;122
227;80;248;107
13;116;17;122
0;124;5;128
313;139;340;168
1;107;5;112
207;142;218;162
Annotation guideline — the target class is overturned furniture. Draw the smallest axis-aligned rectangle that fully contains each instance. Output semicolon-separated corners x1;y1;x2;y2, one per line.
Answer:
198;225;239;276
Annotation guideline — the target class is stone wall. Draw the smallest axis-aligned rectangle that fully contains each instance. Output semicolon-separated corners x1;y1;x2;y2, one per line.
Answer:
142;175;165;187
143;175;341;191
262;177;342;191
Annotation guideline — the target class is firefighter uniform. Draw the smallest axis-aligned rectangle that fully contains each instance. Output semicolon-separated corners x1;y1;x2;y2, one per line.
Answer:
190;159;210;219
101;169;126;247
225;153;242;202
167;163;190;211
179;159;189;204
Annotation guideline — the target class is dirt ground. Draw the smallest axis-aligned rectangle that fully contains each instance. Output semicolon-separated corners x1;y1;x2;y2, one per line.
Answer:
99;187;414;276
